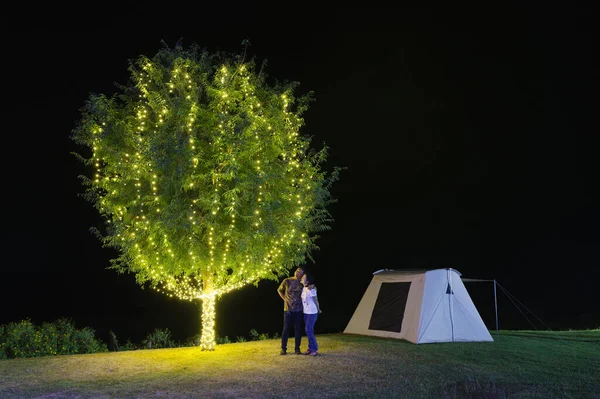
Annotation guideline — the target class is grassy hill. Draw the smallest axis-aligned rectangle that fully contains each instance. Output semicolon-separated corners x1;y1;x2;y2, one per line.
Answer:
0;330;598;398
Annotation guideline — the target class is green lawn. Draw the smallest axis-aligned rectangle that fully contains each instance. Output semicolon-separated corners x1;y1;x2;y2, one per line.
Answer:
0;330;598;398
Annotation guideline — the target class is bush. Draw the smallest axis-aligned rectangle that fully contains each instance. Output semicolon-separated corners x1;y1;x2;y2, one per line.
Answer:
142;328;175;349
0;320;282;358
0;318;107;359
184;334;200;347
73;327;108;354
216;336;231;344
54;318;78;354
120;339;137;351
108;330;120;352
249;328;274;341
38;321;59;356
1;319;37;358
249;328;259;341
0;325;5;360
107;330;139;352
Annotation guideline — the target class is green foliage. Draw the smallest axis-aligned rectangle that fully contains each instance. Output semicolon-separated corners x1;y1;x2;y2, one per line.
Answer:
0;319;281;358
70;40;342;302
258;332;271;340
184;334;201;347
0;326;3;360
108;330;138;352
0;319;107;359
71;327;109;354
248;328;272;341
108;330;120;351
120;339;137;351
0;319;36;359
216;335;231;344
248;328;259;341
142;328;175;349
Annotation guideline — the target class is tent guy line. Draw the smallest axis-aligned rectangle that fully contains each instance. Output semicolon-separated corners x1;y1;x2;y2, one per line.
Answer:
345;268;560;344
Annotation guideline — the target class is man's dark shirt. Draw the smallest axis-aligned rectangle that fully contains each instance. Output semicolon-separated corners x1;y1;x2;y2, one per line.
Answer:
278;277;304;312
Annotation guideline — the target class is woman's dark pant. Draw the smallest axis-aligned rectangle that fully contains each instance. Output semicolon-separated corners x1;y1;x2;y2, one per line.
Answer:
281;311;303;351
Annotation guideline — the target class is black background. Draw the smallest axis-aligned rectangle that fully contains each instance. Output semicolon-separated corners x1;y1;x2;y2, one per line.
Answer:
3;5;597;345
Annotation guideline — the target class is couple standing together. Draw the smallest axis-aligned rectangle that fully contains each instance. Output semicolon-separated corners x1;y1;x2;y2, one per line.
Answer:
277;267;322;356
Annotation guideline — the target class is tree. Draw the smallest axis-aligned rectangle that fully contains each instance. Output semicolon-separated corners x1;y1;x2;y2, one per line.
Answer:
70;41;341;350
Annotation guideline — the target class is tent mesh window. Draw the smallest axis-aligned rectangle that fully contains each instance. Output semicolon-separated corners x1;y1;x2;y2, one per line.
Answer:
368;282;411;332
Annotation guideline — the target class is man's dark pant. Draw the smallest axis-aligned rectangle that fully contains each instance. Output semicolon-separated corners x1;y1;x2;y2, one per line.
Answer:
281;311;303;352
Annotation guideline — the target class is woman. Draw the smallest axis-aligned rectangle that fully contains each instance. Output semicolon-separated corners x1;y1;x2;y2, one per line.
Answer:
300;273;322;356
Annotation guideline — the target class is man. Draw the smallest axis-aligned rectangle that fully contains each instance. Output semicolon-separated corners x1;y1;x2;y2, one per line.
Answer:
277;267;305;355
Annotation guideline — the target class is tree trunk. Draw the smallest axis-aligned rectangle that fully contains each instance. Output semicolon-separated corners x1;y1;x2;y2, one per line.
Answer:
199;295;216;350
200;276;216;350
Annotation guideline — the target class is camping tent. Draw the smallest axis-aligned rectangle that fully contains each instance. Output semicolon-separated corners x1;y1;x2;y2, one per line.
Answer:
343;268;494;344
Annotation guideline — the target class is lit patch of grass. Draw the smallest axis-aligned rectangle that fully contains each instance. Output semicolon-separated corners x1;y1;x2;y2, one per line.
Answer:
0;330;598;398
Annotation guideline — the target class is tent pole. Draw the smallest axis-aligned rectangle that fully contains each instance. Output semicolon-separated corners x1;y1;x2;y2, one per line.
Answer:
494;279;499;331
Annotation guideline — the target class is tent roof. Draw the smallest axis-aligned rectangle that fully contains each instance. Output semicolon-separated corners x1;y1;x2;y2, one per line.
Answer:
373;268;462;276
373;269;494;281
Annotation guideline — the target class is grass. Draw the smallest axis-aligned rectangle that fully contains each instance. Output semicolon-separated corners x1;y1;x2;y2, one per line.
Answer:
0;330;598;398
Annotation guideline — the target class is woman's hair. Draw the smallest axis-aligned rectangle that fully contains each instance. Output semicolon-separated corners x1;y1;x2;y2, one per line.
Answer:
303;273;315;286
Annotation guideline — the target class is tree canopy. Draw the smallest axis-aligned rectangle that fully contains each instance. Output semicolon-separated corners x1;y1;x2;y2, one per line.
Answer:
70;41;341;349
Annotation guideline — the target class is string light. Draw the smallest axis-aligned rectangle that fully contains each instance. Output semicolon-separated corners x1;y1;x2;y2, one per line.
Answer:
71;46;339;352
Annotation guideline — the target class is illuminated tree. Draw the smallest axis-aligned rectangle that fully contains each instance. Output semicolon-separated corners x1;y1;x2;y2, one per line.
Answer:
70;41;341;350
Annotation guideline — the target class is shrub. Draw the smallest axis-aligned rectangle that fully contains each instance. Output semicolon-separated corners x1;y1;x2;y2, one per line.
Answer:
1;319;38;358
249;328;259;341
120;339;137;351
248;328;276;341
54;318;78;354
38;321;59;356
0;325;5;360
0;318;107;359
72;327;108;354
184;334;200;347
216;336;231;345
143;328;175;349
108;330;120;352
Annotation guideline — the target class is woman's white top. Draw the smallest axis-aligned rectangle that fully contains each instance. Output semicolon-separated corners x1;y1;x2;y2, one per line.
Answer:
301;286;318;314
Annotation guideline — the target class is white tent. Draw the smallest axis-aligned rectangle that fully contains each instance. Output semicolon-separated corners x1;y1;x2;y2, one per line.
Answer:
343;268;494;344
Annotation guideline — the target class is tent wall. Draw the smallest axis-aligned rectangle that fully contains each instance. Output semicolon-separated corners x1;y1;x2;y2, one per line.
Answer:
418;269;493;343
344;268;493;344
343;271;425;343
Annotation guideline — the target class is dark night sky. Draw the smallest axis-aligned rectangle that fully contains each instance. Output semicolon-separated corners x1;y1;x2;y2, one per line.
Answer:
3;6;598;345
